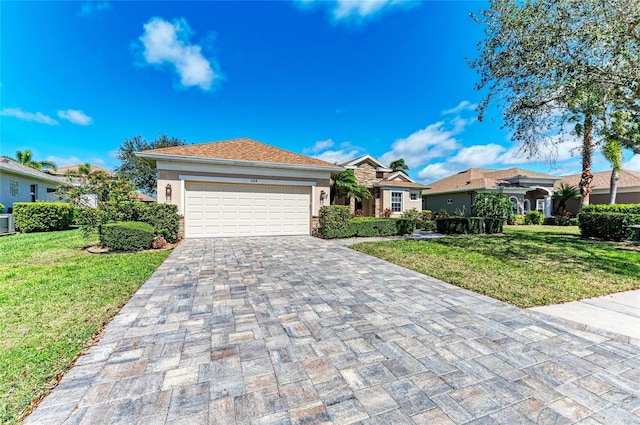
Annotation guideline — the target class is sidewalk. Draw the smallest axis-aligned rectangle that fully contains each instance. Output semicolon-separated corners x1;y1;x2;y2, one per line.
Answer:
529;290;640;340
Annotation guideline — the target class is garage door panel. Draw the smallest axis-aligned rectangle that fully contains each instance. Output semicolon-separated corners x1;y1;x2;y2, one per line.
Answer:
185;182;310;237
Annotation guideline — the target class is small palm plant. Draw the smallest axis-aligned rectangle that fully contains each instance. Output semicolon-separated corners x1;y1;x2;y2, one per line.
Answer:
552;184;580;214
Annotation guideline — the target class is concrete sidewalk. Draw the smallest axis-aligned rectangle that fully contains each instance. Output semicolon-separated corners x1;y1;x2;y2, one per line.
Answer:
529;290;640;340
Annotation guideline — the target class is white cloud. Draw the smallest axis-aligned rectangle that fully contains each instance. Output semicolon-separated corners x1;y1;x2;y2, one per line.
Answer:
443;100;478;115
379;121;462;169
314;148;362;164
91;157;106;166
624;154;640;172
450;144;505;168
79;1;110;17
57;109;93;125
417;163;458;182
46;155;82;167
304;139;335;154
296;0;415;23
0;107;58;125
138;17;219;90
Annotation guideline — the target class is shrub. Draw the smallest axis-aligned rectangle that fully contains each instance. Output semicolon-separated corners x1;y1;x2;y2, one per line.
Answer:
484;218;504;234
151;235;168;249
578;211;640;241
0;203;4;213
554;214;577;226
382;208;393;218
400;208;421;220
581;204;640;214
395;218;416;235
139;203;180;243
472;192;512;219
508;214;525;225
417;219;437;231
319;205;351;238
525;211;544;225
421;210;434;220
349;219;398;237
13;202;74;233
436;217;484;234
100;221;155;251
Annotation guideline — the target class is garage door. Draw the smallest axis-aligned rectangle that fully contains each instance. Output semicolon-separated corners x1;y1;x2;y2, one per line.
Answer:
184;182;311;237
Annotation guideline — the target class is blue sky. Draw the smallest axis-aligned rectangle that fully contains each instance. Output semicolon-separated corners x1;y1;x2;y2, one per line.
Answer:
2;0;639;183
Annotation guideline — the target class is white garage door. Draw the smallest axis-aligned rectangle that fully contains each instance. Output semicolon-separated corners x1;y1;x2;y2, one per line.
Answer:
184;182;311;237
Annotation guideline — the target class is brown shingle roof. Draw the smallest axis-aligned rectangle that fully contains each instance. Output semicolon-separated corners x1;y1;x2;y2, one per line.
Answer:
426;168;559;194
140;138;340;168
56;164;115;176
556;169;640;190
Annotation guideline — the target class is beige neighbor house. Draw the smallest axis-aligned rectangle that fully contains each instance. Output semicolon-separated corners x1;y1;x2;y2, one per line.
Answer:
136;138;343;238
338;155;428;217
422;168;562;217
554;169;640;214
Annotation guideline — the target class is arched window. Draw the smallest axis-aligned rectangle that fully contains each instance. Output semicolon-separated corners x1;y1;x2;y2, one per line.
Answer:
523;199;531;213
508;196;519;214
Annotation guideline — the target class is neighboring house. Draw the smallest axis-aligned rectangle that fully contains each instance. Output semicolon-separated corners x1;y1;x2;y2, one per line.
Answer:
555;169;640;214
56;164;115;178
0;157;66;212
339;155;428;217
136;138;343;238
422;168;561;217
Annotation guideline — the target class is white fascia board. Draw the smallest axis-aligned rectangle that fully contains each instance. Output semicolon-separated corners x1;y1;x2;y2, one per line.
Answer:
179;175;316;187
137;153;343;174
0;168;66;185
157;159;333;180
383;171;416;182
591;185;640;194
343;154;389;169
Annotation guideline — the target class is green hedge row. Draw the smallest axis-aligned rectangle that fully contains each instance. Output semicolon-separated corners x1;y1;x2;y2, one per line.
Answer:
100;221;155;251
578;211;640;241
435;217;503;234
318;205;416;239
581;204;640;214
13;203;75;233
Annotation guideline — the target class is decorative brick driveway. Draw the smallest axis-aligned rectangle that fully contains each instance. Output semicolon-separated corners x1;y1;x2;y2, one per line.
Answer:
26;237;640;424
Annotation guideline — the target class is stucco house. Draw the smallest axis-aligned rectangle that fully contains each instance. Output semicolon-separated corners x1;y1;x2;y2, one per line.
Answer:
339;155;428;217
555;169;640;214
136;138;343;238
422;168;562;217
0;157;66;212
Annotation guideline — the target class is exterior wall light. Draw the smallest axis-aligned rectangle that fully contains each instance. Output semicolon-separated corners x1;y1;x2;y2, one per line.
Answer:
165;184;172;203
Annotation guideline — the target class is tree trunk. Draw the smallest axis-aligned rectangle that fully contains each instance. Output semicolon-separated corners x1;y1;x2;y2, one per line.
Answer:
579;114;594;208
609;168;619;204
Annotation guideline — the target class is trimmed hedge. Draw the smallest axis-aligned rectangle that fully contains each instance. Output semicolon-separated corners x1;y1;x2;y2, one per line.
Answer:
13;202;74;233
75;201;181;242
100;221;155;251
435;217;503;234
578;211;640;241
318;206;416;238
417;219;437;231
581;204;640;214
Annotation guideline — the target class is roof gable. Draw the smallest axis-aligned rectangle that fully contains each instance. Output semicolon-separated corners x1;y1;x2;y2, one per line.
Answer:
382;171;415;183
137;138;340;169
342;155;391;171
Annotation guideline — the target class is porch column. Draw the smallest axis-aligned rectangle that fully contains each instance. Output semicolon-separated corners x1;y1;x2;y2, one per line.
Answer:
544;195;552;217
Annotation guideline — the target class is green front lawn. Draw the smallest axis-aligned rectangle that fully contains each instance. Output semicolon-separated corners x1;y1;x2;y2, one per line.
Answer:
352;225;640;308
0;230;171;424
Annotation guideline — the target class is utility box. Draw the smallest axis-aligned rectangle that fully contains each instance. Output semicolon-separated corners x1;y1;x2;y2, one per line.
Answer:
0;214;15;234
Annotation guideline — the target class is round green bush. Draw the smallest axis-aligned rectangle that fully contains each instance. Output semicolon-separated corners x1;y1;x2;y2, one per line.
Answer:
100;221;155;251
13;202;74;233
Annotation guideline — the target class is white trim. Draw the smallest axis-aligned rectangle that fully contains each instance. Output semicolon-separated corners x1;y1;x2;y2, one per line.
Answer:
383;171;416;183
137;152;343;173
159;160;331;180
178;174;316;187
180;179;185;215
311;186;316;216
343;154;391;170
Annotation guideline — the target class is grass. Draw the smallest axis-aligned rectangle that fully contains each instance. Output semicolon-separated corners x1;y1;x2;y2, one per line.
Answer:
0;230;171;424
352;225;640;308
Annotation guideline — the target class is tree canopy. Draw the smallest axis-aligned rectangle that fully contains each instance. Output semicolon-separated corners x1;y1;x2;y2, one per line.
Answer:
330;169;372;205
13;149;57;172
471;0;640;205
389;158;409;174
115;135;187;196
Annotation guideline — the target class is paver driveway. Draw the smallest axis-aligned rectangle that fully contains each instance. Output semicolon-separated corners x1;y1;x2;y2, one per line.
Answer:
25;237;640;424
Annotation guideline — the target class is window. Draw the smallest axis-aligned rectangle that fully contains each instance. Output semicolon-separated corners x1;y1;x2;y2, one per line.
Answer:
446;199;453;205
10;181;18;197
410;192;418;201
30;184;38;202
523;199;531;213
536;198;544;213
391;192;403;212
508;196;519;214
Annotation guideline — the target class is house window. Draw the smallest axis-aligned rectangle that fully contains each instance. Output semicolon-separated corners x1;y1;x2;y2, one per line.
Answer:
410;192;418;201
523;199;531;213
391;192;403;212
30;184;38;202
508;196;519;214
10;181;18;197
536;198;544;213
446;199;453;205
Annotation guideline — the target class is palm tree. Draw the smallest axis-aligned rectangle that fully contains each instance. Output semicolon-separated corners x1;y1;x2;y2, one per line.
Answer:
14;149;57;172
389;158;409;175
603;139;623;204
330;169;372;205
552;184;580;214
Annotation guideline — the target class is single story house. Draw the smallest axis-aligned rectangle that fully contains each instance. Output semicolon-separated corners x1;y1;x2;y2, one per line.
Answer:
136;138;343;238
422;168;562;217
339;155;429;217
555;169;640;214
0;157;67;212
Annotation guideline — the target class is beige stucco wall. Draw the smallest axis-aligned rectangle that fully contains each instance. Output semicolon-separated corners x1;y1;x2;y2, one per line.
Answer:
423;192;475;214
158;169;330;216
380;188;422;215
